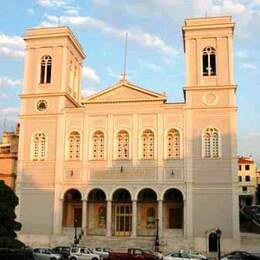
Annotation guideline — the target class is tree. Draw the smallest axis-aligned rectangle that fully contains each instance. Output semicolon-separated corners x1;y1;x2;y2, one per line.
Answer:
0;180;25;248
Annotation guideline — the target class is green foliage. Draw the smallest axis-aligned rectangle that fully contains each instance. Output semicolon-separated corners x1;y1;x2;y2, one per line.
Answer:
0;180;25;248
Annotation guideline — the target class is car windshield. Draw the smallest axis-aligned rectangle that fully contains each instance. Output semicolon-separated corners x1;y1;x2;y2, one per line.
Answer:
71;247;79;253
165;250;179;257
143;250;156;256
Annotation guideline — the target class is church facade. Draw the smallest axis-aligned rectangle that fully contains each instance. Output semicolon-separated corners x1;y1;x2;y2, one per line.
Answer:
16;16;240;252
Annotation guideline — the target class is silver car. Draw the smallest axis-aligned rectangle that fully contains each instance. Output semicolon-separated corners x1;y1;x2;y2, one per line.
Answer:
69;247;100;260
92;248;111;260
33;248;62;260
164;249;207;260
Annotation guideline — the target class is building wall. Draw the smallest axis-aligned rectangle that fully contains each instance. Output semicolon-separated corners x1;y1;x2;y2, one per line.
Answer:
0;130;19;189
238;157;257;206
17;16;240;251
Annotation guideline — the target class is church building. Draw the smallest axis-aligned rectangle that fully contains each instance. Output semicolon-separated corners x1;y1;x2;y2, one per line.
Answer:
16;16;240;252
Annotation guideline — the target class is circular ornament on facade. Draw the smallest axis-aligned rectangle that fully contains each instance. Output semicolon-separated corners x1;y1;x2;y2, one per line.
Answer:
203;93;218;106
36;99;48;112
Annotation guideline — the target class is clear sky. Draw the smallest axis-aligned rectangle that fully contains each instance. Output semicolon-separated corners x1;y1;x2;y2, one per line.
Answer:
0;0;259;163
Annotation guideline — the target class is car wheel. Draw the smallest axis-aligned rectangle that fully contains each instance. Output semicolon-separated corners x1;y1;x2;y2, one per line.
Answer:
92;258;99;260
50;258;57;260
70;257;77;260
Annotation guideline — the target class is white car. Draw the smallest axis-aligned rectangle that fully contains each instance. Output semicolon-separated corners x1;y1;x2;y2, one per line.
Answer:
164;249;207;260
33;248;62;260
69;247;100;260
92;248;111;259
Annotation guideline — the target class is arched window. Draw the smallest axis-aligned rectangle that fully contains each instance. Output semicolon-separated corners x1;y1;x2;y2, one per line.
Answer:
117;130;129;159
202;47;216;76
40;55;52;84
142;129;154;159
68;131;80;160
32;132;47;161
167;129;180;158
203;128;220;158
92;130;105;160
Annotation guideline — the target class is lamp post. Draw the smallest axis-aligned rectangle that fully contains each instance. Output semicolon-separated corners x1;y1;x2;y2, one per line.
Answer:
155;218;160;252
74;218;84;245
216;228;222;260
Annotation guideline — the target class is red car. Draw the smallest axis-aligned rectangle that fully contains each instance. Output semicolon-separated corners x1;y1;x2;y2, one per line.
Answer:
108;248;159;260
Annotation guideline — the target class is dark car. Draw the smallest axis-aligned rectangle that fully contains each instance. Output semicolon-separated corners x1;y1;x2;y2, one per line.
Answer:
52;246;71;259
221;251;260;260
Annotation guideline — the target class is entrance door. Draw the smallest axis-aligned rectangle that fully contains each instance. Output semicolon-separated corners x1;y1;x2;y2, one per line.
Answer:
115;204;132;236
208;232;218;252
169;208;183;228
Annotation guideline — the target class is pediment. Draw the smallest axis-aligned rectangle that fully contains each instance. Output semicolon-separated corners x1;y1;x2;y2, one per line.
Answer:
82;79;166;104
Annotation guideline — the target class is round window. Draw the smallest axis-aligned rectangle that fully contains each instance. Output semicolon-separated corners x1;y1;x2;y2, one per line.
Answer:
36;99;48;112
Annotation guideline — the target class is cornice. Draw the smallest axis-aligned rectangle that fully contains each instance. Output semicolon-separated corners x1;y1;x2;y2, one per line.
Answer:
20;92;81;107
184;85;237;91
83;98;166;105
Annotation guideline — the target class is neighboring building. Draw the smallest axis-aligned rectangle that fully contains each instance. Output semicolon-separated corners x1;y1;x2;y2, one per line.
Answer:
238;156;257;207
0;125;19;189
256;169;260;204
16;16;240;252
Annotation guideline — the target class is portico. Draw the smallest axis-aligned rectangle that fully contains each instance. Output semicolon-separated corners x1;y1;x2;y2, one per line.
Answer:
61;186;185;239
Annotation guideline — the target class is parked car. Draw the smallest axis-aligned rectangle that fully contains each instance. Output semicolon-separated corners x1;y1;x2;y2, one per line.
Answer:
221;251;260;260
184;249;208;260
164;249;207;260
33;248;62;260
53;246;71;259
92;248;111;259
69;247;100;260
108;248;159;260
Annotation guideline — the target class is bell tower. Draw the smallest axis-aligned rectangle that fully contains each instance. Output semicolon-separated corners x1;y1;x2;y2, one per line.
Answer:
181;16;240;247
22;26;85;112
16;27;85;232
182;16;236;107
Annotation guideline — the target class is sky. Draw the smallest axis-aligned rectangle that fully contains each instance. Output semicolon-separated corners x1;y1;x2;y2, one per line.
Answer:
0;0;259;163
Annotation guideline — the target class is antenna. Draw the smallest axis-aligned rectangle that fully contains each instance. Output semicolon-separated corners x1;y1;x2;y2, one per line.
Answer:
58;16;61;26
122;32;128;80
3;117;6;131
205;0;208;17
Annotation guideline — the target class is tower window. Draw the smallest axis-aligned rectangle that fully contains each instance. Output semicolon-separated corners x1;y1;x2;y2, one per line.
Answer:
202;47;216;76
202;127;220;158
40;55;52;84
31;132;47;161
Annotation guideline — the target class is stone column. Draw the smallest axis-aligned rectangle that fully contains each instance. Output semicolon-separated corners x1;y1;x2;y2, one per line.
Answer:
106;200;112;236
186;184;193;239
82;200;87;235
158;199;163;237
132;200;137;237
53;198;63;234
